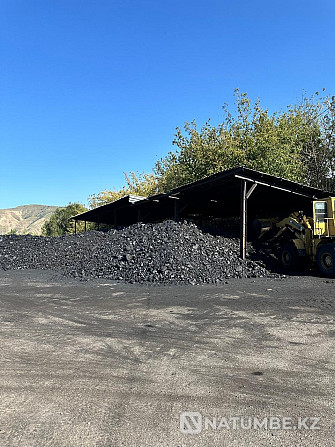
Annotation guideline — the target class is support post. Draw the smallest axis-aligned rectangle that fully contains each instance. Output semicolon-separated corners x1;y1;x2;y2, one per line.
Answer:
84;221;87;232
240;180;247;260
137;208;142;222
173;200;179;221
74;220;77;234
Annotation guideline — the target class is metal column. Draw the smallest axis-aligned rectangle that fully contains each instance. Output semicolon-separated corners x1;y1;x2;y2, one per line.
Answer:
174;200;179;221
240;180;247;259
240;180;258;260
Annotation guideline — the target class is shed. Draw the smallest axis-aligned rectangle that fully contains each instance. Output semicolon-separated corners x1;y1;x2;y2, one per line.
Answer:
71;167;330;259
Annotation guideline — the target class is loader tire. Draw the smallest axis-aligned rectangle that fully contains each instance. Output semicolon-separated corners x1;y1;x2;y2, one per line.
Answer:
316;244;335;277
278;242;299;270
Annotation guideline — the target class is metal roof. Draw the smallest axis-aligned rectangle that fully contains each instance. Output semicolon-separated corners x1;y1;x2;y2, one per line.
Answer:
71;194;146;224
71;167;331;225
163;166;327;197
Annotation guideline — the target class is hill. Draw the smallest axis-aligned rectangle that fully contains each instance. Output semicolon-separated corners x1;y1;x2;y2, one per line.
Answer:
0;205;60;235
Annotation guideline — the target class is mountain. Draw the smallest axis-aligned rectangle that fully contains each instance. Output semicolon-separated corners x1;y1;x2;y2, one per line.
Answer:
0;205;60;235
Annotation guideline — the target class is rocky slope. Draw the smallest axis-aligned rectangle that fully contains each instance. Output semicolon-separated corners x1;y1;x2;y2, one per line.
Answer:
0;205;59;235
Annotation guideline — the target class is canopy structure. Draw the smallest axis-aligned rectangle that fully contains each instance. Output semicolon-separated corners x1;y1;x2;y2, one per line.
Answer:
72;195;145;228
71;167;330;259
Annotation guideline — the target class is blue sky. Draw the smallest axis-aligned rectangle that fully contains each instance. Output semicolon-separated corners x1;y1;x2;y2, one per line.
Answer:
0;0;334;208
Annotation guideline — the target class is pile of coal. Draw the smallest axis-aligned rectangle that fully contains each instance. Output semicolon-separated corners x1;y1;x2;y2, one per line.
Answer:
0;220;274;284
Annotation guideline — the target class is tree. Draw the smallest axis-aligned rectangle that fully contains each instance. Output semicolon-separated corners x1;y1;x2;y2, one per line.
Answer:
7;228;18;235
297;92;335;189
89;90;335;206
88;172;159;208
42;203;88;236
154;89;335;192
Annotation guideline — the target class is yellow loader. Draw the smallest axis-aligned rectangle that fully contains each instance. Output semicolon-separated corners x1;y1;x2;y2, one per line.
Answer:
262;197;335;277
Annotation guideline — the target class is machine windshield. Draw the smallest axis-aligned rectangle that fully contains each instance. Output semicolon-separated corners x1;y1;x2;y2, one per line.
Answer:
314;202;328;222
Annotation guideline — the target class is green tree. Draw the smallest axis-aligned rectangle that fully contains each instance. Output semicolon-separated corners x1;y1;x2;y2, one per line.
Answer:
297;92;335;189
42;203;88;236
89;90;335;205
88;172;159;208
155;89;335;191
7;228;18;235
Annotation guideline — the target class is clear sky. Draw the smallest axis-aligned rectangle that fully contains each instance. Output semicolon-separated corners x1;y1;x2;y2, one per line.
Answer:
0;0;334;208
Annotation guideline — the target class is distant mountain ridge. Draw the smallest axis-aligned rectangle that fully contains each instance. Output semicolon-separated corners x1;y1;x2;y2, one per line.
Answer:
0;204;60;235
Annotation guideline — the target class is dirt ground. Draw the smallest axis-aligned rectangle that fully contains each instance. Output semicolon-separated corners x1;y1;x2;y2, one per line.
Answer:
0;270;334;447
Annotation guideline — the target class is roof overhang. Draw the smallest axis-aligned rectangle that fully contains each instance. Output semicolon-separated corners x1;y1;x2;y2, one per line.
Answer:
71;167;330;224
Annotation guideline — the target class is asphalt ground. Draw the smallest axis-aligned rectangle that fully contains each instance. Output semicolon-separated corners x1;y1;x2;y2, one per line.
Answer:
0;270;334;446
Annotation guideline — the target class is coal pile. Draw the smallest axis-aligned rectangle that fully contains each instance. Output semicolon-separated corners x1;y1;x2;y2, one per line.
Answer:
0;220;275;284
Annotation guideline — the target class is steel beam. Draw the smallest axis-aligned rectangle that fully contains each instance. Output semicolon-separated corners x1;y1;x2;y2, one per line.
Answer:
240;180;247;259
246;182;257;199
235;174;317;199
174;200;179;221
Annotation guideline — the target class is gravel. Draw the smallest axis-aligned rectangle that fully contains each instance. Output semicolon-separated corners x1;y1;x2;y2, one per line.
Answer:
0;220;276;284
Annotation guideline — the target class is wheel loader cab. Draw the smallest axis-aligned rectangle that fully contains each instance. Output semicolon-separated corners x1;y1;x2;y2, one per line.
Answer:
313;198;335;237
